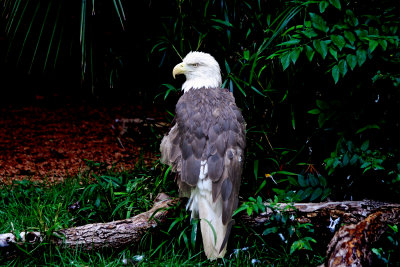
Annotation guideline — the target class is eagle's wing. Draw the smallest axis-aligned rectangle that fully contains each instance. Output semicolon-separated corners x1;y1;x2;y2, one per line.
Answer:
160;87;246;259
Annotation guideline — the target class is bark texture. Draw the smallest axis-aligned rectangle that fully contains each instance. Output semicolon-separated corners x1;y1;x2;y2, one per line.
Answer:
325;207;400;267
0;193;177;251
1;197;399;267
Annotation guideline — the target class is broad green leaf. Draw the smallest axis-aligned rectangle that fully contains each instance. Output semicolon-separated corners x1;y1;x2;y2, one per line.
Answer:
329;0;341;10
361;140;370;151
345;9;359;26
342;153;350;166
301;187;314;200
309;174;319;187
313;39;328;59
263;226;278;235
316;99;329;110
329;47;338;61
308;108;320;114
350;154;359;165
344;31;356;45
332;64;340;84
288;176;299;186
298;174;307;187
356;49;367;66
355;29;368;38
331;34;346;51
303;29;318;38
290;240;302;254
338;59;348;76
280;51;291;70
369;39;379;53
321;188;331;200
309;12;329;33
356;124;380;134
310;187;323;201
318;175;327;187
243;50;250;61
277;39;301;46
290;48;301;64
305;45;315;62
319;1;329;13
346;54;357;70
379;40;388;51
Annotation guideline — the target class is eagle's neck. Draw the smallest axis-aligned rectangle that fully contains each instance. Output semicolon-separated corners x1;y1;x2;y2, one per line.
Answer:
182;76;221;93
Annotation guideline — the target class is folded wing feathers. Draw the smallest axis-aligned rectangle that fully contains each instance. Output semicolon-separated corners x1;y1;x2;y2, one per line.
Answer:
160;87;246;258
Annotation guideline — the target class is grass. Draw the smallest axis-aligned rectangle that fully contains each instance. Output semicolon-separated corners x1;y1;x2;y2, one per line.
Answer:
0;159;327;266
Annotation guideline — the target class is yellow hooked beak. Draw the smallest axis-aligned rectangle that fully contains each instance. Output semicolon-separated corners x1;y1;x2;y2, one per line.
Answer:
172;62;187;79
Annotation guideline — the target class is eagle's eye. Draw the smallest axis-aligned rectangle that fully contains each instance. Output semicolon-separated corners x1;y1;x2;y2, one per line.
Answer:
191;63;199;67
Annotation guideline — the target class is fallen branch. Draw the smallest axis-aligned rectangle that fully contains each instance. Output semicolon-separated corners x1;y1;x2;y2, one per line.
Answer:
325;207;400;267
238;200;400;267
0;193;177;252
1;196;399;266
240;200;400;231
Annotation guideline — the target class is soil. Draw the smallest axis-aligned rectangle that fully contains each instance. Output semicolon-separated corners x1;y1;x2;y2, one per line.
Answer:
0;100;168;183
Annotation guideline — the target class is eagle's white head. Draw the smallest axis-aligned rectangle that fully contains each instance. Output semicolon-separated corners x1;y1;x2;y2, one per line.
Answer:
173;51;222;92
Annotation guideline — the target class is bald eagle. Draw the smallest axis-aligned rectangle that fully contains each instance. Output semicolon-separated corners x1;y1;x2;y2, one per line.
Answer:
160;51;246;260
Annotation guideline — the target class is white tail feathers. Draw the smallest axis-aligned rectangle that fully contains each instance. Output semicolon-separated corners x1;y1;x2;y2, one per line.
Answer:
198;192;227;260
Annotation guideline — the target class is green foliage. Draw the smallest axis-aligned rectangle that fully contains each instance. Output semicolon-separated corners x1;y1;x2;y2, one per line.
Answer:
372;224;400;265
325;138;388;175
236;195;318;259
1;0;127;92
273;0;399;84
150;0;400;205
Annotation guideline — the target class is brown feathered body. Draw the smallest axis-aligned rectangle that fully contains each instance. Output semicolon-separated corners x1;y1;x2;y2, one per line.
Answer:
160;86;246;259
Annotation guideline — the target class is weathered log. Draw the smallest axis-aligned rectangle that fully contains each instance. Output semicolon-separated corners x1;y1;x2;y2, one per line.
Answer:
325;207;400;267
238;200;400;267
0;193;177;252
240;200;400;227
1;196;399;266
